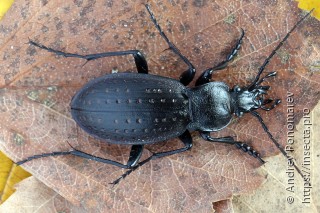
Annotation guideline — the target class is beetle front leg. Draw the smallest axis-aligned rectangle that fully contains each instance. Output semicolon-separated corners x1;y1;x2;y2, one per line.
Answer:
200;131;265;164
111;130;193;185
195;29;245;86
28;40;148;73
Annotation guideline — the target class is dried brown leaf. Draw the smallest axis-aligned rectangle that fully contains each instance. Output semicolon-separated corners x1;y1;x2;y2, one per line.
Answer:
0;0;319;212
212;199;234;213
0;176;84;212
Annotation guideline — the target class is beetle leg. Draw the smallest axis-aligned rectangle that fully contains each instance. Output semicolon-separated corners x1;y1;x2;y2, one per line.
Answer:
200;131;265;163
145;4;196;86
127;145;144;167
16;151;77;166
110;130;193;185
28;40;148;73
16;148;132;169
195;29;245;86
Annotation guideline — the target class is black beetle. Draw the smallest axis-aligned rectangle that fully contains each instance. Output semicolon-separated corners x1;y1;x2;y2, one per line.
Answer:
18;5;311;184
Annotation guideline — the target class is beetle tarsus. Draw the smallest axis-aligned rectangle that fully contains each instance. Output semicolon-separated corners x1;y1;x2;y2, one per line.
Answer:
195;28;245;86
110;169;134;186
110;154;154;185
201;131;265;164
16;151;73;165
235;142;265;164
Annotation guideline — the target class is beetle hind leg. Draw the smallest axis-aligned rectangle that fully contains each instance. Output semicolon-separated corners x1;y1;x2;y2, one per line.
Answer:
110;130;193;185
16;146;134;169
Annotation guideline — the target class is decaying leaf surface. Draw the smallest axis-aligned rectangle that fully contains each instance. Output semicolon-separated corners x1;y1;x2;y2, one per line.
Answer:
212;199;234;213
0;0;319;212
0;176;85;212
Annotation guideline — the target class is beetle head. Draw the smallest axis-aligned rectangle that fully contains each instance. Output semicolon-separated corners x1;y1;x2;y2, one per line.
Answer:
230;71;280;117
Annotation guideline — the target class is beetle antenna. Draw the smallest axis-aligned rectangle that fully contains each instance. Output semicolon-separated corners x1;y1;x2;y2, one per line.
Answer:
250;111;304;178
255;71;277;86
248;9;314;91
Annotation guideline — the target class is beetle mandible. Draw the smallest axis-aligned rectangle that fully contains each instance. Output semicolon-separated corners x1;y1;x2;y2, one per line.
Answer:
17;5;312;184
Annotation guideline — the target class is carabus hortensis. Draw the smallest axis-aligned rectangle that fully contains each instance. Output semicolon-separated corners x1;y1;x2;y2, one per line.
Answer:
17;5;312;184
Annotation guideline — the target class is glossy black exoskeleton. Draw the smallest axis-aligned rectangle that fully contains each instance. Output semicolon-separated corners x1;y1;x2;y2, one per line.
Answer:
18;5;312;184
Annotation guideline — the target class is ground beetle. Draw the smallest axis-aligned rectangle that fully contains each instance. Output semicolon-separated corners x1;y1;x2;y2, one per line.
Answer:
17;5;312;184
